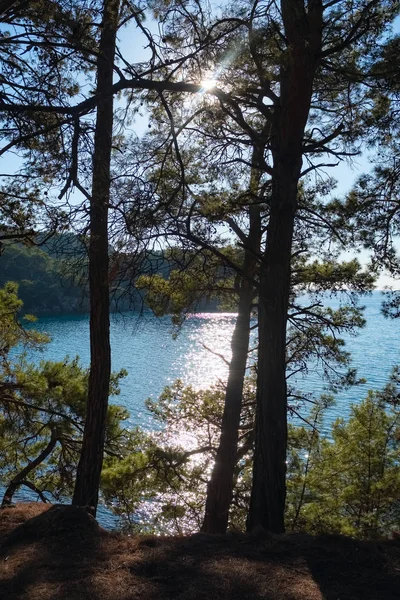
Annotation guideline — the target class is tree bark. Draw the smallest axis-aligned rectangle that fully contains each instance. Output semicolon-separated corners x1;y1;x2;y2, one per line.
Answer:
247;0;323;533
201;279;254;533
247;201;294;533
202;160;262;534
72;0;120;515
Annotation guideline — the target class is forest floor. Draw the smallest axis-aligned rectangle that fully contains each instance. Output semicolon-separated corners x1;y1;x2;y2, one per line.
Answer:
0;503;399;600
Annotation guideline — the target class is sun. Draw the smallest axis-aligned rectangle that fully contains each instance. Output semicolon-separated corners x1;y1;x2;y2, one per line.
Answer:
201;78;218;91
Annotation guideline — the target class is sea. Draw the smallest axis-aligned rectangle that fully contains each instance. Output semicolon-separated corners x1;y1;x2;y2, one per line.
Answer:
6;291;400;527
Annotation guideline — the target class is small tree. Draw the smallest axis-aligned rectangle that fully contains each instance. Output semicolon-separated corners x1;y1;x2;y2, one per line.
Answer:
287;383;400;539
0;281;128;506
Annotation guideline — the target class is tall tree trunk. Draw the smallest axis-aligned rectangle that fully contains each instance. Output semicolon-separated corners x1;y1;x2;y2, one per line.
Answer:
247;200;294;533
201;280;254;533
72;0;120;514
247;0;323;533
202;161;262;534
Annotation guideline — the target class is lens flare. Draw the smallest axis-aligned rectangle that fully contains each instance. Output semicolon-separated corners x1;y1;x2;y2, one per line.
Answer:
201;78;218;91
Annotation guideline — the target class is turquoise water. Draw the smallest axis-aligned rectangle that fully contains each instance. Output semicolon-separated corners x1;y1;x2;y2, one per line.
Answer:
27;293;400;428
291;293;400;429
26;311;245;428
7;292;400;526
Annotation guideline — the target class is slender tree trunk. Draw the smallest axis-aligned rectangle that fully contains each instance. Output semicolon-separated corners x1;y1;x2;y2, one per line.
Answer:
2;432;58;507
202;160;262;534
201;281;254;533
72;0;120;514
247;0;323;533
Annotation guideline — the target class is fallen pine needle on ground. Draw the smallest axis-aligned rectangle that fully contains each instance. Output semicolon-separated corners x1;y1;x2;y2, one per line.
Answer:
0;503;399;600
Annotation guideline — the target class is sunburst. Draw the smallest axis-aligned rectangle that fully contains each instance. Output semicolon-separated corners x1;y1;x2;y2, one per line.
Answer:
200;78;218;91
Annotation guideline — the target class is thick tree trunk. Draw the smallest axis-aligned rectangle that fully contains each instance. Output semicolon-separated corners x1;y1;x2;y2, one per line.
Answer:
247;200;295;533
247;0;322;533
72;0;120;514
202;163;262;533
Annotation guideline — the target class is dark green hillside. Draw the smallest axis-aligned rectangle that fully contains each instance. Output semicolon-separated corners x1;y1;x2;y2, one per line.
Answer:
0;243;85;314
0;239;220;315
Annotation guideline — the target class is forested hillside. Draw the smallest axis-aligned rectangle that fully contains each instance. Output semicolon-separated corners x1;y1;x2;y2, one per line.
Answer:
0;238;221;314
0;242;85;313
0;237;143;315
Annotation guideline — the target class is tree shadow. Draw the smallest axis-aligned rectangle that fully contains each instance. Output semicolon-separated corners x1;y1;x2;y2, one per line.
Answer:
1;511;399;600
304;534;400;600
124;532;321;599
0;504;108;600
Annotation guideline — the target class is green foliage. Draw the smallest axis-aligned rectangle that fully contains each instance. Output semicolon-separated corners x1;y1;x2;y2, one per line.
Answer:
286;384;400;539
137;248;236;325
292;258;376;294
102;371;400;539
0;282;128;504
101;381;228;533
1;240;230;317
0;280;49;352
0;1;102;243
137;270;203;322
287;301;368;401
0;243;85;314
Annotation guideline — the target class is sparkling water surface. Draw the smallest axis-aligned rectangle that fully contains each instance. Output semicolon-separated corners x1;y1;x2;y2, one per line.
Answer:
8;292;400;527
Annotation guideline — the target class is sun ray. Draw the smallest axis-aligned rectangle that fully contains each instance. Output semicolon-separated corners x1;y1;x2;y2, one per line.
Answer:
200;78;218;91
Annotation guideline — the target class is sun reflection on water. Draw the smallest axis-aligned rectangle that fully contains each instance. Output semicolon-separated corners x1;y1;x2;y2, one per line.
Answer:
176;313;237;389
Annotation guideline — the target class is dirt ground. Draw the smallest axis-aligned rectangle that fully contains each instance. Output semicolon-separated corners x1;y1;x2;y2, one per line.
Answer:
0;503;399;600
